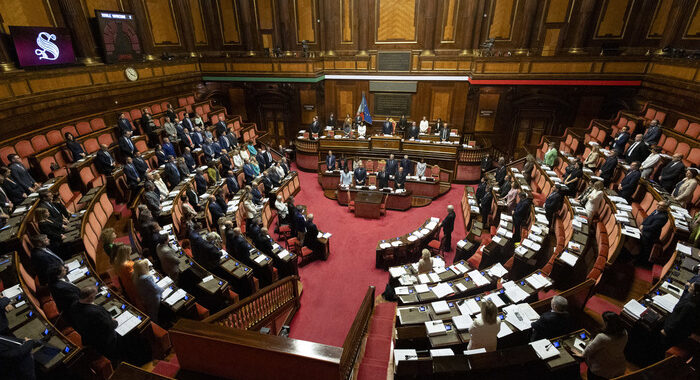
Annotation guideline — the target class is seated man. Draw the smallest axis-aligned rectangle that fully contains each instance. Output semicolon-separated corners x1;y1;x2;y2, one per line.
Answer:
530;296;571;341
189;229;221;272
30;234;65;284
381;120;393;135
47;266;80;313
68;286;122;362
303;214;321;255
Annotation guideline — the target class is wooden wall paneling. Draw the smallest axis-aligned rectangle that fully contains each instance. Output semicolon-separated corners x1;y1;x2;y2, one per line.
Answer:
294;0;317;45
455;0;478;53
545;0;570;23
0;0;57;30
256;0;275;50
356;0;369;54
564;0;596;52
82;0;123;16
188;0;207;46
126;0;155;57
684;0;700;39
173;0;196;54
440;0;459;44
238;0;262;54
276;0;295;54
647;0;673;39
340;0;353;46
299;87;316;124
337;87;355;119
474;91;500;132
488;0;517;41
217;0;241;46
57;0;101;64
142;0;181;46
375;0;417;43
429;88;452;122
200;0;223;50
593;0;634;39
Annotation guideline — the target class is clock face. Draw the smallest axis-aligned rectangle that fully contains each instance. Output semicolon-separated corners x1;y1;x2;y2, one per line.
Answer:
125;67;138;81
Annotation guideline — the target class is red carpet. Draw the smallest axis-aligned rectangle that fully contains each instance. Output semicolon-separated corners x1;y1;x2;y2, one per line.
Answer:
358;302;397;380
287;166;466;347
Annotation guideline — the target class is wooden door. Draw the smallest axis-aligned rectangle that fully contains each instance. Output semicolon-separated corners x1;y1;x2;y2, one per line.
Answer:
259;105;288;147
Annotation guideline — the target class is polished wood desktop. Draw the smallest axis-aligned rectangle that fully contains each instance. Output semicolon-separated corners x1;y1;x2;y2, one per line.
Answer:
353;191;383;219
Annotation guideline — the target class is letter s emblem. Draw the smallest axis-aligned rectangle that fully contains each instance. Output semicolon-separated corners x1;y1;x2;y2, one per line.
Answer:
35;32;60;61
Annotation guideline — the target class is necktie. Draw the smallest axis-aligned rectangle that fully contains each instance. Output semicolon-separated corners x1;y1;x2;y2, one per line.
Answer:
127;138;133;151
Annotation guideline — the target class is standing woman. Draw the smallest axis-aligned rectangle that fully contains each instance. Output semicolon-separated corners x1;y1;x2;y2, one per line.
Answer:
340;166;353;187
112;245;137;302
65;132;86;162
467;300;501;352
522;154;536;184
573;311;628;380
100;227;119;264
415;158;427;178
132;259;163;322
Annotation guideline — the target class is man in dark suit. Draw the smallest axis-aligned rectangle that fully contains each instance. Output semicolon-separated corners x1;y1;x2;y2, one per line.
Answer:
140;110;156;141
255;151;267;171
261;147;274;168
354;164;367;186
132;151;149;178
161;137;176;158
0;296;11;335
190;127;204;148
185;186;200;212
407;121;420;140
163;156;181;189
214;120;227;137
260;172;274;196
268;165;282;187
68;286;122;362
208;198;225;230
217;149;231;173
38;190;68;225
661;281;700;348
494;157;507;185
189;230;221;271
309;116;321;136
47;266;80;313
643;119;662;145
0;167;27;205
658;154;686;192
481;154;494;173
475;177;488;203
599;151;618;187
143;182;161;215
226;130;238;148
499;176;512;198
303;214;320;255
353;113;362;127
544;185;564;226
394;167;407;190
376;169;389;188
639;201;669;261
118;131;137;159
294;206;307;241
180;127;195;150
611;126;630;157
512;192;532;242
280;158;290;175
225;227;250;259
117;112;134;135
625;134;650;164
225;170;240;195
381;120;393;135
8;154;37;193
326;150;336;171
201;139;215;161
94;144;116;175
617;162;641;201
219;133;231;151
530;296;571;341
123;157;142;189
438;124;450;142
400;155;412;175
30;234;65;285
183;147;196;171
154;145;167;167
385;154;398;178
194;169;208;195
327;113;337;129
0;332;42;380
181;115;195;137
441;205;456;251
249;185;263;205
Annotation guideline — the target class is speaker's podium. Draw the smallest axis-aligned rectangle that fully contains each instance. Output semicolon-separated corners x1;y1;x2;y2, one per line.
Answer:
354;191;383;219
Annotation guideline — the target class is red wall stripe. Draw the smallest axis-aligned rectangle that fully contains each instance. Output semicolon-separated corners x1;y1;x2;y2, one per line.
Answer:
467;79;641;86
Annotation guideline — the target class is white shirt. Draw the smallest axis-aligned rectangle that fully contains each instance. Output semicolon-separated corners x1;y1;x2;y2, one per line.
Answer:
275;200;288;219
233;155;244;168
416;162;427;177
640;153;661;170
239;150;250;161
585;189;605;218
340;171;353;186
467;317;500;352
419;120;429;133
357;124;366;137
154;179;169;199
274;165;285;179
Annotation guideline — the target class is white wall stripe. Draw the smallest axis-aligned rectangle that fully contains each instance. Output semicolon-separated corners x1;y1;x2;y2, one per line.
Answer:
324;74;470;81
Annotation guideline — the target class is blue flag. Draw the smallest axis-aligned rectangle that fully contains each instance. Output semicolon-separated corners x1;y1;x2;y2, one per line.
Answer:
357;92;372;125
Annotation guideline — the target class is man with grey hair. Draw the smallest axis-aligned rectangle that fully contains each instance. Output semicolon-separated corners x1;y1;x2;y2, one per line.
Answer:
441;205;456;251
530;295;571;341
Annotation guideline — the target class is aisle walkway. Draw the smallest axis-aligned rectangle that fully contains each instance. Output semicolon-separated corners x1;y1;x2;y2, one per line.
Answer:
287;167;466;346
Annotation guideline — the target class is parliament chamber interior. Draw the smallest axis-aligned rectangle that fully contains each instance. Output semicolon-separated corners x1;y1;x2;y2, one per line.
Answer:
1;0;700;379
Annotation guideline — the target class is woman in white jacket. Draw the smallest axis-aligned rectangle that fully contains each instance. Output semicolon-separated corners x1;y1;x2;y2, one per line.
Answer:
468;299;501;352
582;181;605;219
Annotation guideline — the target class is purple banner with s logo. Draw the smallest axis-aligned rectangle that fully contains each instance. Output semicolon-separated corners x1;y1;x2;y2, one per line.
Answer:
10;26;76;67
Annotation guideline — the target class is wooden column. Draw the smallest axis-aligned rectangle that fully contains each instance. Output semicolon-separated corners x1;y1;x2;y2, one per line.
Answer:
356;0;369;56
127;0;156;60
0;35;18;72
420;0;439;56
514;0;538;55
471;0;487;53
459;0;479;55
238;0;260;55
567;0;596;54
657;0;692;54
277;0;295;55
201;0;223;52
57;0;101;64
321;0;336;56
174;0;197;57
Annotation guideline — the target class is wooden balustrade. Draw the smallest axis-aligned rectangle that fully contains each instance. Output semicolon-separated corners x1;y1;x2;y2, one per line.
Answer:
339;286;375;380
204;275;300;332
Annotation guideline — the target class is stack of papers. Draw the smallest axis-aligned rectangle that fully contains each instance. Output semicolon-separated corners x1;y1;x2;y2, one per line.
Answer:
430;349;454;357
560;251;579;267
164;289;187;306
394;349;418;366
452;314;473;331
455;263;469;274
458;299;481;315
468;270;489;287
115;311;141;336
525;274;552;289
652;293;679;313
432;283;453;299
391;241;403;247
432;300;451;314
379;242;391;249
414;284;430;293
502;281;529;303
389;267;407;278
623;300;647;320
487;263;508;278
497;322;513;338
425;320;446;336
529;339;560;360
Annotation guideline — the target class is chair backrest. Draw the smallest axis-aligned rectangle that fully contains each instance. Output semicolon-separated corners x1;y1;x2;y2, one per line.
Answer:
130;109;142;121
79;167;95;186
686;123;700;139
98;133;114;146
187;96;195;104
31;135;50;152
688;148;700;167
90;118;106;131
39;156;57;177
14;140;34;158
61;125;78;138
135;139;148;153
677;142;690;160
674;119;689;134
644;108;656;120
661;136;677;154
46;130;64;146
178;97;188;107
83;138;100;154
654;111;666;124
76;121;91;136
151;104;162;113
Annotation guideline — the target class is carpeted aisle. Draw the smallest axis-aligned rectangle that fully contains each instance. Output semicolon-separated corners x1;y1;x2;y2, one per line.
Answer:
286;166;466;347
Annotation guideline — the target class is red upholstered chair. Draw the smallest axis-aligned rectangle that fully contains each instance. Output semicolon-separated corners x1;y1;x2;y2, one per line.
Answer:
76;121;91;136
187;95;195;104
178;97;187;107
83;138;100;154
687;123;700;139
31;135;50;152
97;133;114;146
286;237;300;252
46;130;64;146
61;125;78;138
90;118;106;131
151;104;162;114
147;322;172;360
277;224;292;243
299;245;314;266
674;119;690;134
14;140;34;159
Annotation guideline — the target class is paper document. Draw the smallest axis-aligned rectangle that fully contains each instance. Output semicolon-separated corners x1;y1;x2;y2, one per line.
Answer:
469;270;489;287
414;284;430;293
432;283;453;299
497;322;513;338
623;300;646;320
164;289;187;306
389;266;407;278
529;339;560;360
487;263;508;278
430;349;454;357
560;251;579;267
431;300;450;314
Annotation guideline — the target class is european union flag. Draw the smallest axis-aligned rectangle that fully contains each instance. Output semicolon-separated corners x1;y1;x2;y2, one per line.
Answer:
357;92;372;125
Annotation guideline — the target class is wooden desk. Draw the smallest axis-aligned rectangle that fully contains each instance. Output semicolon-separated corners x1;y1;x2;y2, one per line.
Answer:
354;191;383;219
